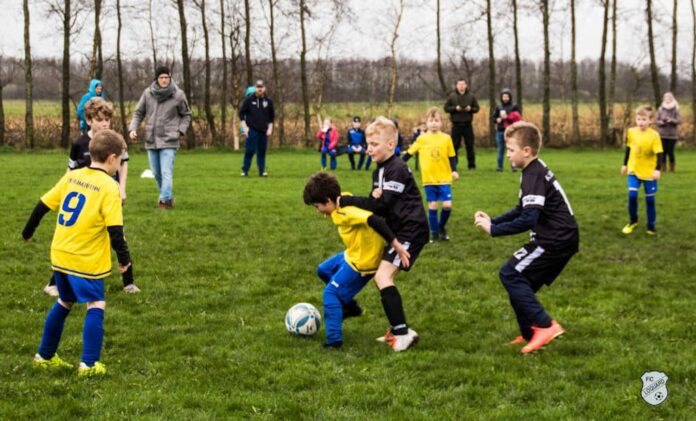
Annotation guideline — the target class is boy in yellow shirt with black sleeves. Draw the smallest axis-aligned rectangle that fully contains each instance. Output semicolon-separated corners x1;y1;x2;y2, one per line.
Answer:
403;107;459;242
304;172;409;349
22;129;134;376
620;105;664;235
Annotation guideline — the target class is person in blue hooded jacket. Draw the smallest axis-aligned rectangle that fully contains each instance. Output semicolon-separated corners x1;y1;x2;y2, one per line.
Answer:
77;80;104;132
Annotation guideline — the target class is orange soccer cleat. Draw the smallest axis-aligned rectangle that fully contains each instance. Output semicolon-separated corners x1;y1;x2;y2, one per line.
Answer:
521;320;565;354
509;336;526;345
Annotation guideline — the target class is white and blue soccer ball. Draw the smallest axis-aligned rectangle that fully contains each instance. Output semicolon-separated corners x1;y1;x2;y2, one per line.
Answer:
285;303;322;336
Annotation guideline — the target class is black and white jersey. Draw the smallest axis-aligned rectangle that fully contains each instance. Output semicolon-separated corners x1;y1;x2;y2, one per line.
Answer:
68;133;130;170
372;155;429;242
519;159;578;248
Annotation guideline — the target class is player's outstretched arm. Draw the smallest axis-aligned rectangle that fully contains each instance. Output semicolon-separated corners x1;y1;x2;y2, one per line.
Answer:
489;208;540;237
22;200;51;240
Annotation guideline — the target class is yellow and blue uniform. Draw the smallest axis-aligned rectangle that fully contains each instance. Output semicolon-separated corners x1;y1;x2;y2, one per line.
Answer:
317;201;386;345
625;127;663;231
406;131;456;186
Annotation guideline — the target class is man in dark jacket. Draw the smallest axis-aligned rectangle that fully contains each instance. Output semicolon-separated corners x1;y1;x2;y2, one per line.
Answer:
238;80;275;177
444;79;480;169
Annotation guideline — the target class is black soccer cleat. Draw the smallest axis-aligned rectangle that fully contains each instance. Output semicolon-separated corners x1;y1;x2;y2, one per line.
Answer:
342;302;363;320
439;229;450;241
430;232;439;243
323;341;343;350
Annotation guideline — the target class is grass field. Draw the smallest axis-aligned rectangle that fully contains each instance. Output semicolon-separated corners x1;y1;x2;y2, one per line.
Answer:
1;148;694;418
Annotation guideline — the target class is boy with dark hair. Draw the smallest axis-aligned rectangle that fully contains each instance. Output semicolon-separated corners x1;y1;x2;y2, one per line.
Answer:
403;107;458;242
346;116;367;170
23;129;134;376
304;172;409;349
43;98;139;296
474;121;578;354
338;116;429;352
621;105;663;235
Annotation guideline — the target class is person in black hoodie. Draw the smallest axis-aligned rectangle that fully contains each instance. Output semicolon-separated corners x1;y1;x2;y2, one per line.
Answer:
492;89;522;172
444;79;480;169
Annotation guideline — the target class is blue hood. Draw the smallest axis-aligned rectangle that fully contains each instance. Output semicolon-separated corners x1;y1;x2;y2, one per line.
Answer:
88;79;103;96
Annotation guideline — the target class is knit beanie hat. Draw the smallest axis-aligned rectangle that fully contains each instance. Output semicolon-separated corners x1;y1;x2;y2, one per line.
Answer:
155;66;171;80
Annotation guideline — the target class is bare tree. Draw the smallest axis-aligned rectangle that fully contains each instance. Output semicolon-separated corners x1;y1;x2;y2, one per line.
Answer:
570;0;579;141
61;0;72;148
116;0;128;138
387;0;405;118
541;0;551;143
175;0;196;148
486;0;496;145
299;0;311;145
608;0;617;144
89;0;104;79
267;0;285;145
0;56;18;146
220;0;228;146
244;0;252;86
646;0;661;107
194;0;218;143
512;0;523;111
691;0;696;141
670;0;678;93
148;0;158;71
435;0;448;96
228;1;244;150
598;0;609;146
23;0;34;148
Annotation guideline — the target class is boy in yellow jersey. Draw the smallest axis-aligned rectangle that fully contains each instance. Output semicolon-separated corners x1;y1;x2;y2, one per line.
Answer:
403;107;459;242
621;105;664;235
304;172;409;349
22;129;133;377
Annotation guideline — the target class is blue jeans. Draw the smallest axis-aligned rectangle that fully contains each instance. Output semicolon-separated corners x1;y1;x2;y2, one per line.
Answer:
242;129;268;175
317;253;372;344
147;148;176;201
496;131;505;170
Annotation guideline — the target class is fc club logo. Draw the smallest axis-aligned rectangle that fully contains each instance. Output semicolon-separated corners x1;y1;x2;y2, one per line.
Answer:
640;371;668;406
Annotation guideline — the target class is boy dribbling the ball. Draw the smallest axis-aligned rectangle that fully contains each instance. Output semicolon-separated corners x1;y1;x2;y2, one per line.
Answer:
304;172;409;349
474;122;578;354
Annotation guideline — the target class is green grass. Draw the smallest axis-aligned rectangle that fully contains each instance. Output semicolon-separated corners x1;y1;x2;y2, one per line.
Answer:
1;149;694;418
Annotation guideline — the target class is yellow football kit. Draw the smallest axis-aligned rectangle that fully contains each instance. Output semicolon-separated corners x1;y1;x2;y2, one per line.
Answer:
626;127;663;180
40;167;123;279
331;205;384;275
406;131;456;185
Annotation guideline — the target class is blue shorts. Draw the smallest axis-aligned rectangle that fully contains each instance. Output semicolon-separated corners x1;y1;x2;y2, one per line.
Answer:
54;271;105;303
628;174;658;195
424;184;453;202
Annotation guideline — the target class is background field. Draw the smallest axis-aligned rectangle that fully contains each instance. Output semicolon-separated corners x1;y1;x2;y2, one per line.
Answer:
1;149;694;418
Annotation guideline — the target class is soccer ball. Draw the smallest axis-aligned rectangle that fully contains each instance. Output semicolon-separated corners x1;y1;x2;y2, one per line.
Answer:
285;303;322;336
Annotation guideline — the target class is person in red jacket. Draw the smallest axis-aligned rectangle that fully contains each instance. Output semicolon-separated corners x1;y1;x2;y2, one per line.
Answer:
317;118;339;170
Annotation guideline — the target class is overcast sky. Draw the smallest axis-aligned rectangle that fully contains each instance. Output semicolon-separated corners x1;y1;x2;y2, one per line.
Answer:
0;0;691;74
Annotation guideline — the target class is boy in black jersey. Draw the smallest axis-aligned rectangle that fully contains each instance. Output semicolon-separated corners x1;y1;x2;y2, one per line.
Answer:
475;122;578;354
338;117;429;352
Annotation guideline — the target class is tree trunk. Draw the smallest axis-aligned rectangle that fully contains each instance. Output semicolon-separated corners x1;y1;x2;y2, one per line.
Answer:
176;0;195;148
300;0;311;146
570;0;579;142
230;28;241;150
244;0;252;87
220;0;228;146
598;0;609;147
0;86;4;146
691;0;696;142
670;0;678;93
269;0;285;146
646;0;661;107
61;0;71;149
116;0;128;138
23;0;33;149
148;0;158;71
512;0;523;112
608;0;617;145
487;0;496;146
89;0;103;79
541;0;551;144
387;0;404;118
435;0;447;97
199;0;217;144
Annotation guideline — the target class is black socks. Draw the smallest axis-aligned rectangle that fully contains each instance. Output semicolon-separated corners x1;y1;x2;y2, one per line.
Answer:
380;286;408;335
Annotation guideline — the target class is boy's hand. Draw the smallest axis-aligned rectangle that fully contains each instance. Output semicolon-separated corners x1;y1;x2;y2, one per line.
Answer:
371;188;383;199
620;165;627;175
129;131;138;140
465;105;472;112
452;171;459;181
455;105;462;111
653;170;661;180
119;262;132;273
474;211;492;235
391;239;411;269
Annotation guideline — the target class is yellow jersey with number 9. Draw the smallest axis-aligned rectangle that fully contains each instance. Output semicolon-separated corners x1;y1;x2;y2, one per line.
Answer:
40;167;123;279
331;204;384;275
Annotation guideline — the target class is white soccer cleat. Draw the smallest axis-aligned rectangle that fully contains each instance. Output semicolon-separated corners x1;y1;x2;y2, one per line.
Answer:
123;284;141;294
376;328;420;352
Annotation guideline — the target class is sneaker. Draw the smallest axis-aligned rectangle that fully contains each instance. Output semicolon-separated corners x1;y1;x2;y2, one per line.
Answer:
323;341;343;350
439;229;450;241
497;168;503;172
376;328;419;352
43;284;59;297
158;200;167;209
622;222;638;235
521;320;565;354
342;302;363;320
509;336;526;345
33;353;73;369
240;172;248;177
429;232;439;243
123;284;141;294
646;228;657;236
261;172;269;177
78;361;107;377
